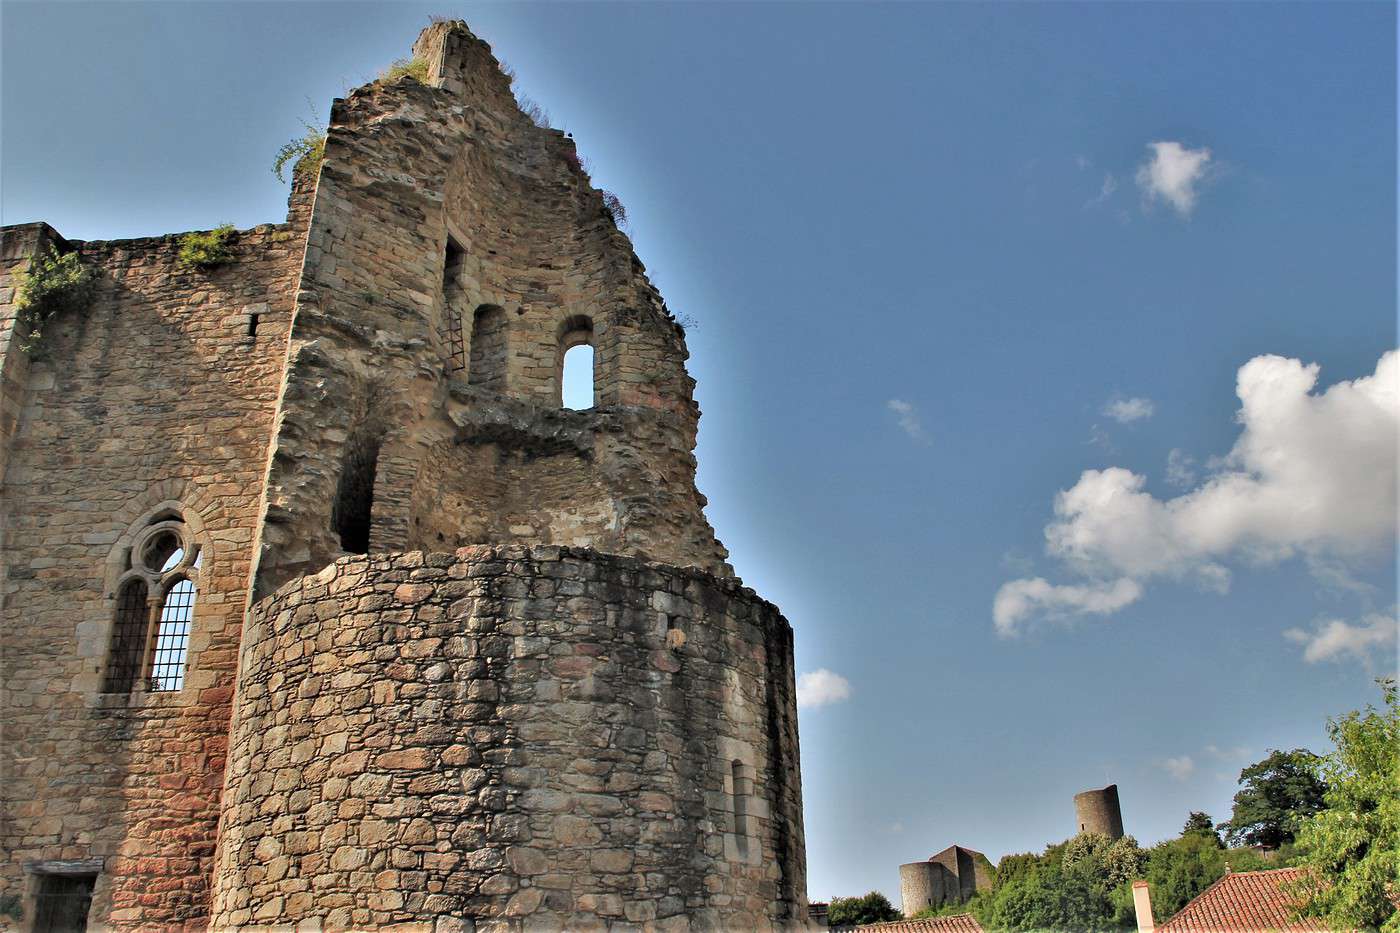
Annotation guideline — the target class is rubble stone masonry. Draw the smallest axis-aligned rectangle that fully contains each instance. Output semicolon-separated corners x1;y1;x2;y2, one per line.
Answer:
211;547;806;930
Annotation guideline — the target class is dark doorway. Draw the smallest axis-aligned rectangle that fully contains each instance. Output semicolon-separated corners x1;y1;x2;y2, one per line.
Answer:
33;874;96;933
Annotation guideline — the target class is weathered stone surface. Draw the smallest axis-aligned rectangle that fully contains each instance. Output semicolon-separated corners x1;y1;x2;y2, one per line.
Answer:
210;548;807;930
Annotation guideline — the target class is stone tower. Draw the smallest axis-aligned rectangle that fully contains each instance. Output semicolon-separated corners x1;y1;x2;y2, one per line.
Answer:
898;845;992;916
1074;784;1125;840
0;21;809;932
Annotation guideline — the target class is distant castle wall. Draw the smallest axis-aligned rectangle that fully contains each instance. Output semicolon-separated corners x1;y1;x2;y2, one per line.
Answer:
211;546;807;929
1074;784;1124;839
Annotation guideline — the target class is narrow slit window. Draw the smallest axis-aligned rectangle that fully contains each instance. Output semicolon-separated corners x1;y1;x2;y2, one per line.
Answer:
103;579;149;694
247;313;260;338
149;578;195;691
732;759;751;858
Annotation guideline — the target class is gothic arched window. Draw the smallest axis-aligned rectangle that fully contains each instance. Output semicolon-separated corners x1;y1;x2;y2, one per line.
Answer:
102;515;200;694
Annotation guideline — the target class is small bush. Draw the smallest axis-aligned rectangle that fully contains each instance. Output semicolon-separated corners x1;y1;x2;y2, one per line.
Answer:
0;892;21;921
14;245;95;355
519;96;550;128
601;191;628;228
273;122;327;183
378;56;430;85
178;224;237;269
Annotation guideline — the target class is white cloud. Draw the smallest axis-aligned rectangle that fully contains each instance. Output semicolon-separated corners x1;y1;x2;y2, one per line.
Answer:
993;577;1143;638
890;821;906;834
887;398;930;444
1163;755;1195;781
995;351;1398;631
1084;172;1118;209
1103;397;1155;424
1166;448;1198;487
1284;610;1398;666
1205;744;1251;761
1136;141;1213;216
797;669;852;709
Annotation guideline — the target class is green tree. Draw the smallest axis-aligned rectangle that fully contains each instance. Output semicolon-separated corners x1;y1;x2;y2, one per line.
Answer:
827;890;901;926
1181;811;1222;846
1293;679;1399;932
1219;748;1328;848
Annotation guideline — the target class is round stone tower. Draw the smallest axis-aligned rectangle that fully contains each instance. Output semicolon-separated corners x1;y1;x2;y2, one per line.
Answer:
208;20;808;931
1074;784;1125;839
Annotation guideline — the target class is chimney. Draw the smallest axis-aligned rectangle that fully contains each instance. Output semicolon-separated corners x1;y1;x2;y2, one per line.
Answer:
1132;881;1155;933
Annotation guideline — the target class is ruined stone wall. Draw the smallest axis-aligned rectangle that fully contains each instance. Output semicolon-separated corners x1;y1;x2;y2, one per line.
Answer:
253;22;728;599
212;546;808;931
0;221;304;929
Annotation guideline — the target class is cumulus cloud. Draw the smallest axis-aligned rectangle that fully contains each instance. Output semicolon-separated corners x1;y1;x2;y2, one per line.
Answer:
993;577;1143;637
797;669;852;709
995;351;1398;633
1284;610;1398;666
887;398;930;444
1166;448;1198;488
1137;141;1212;216
1163;755;1195;781
1103;397;1155;424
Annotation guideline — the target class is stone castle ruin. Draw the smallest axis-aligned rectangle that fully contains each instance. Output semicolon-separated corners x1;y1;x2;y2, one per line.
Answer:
0;21;809;931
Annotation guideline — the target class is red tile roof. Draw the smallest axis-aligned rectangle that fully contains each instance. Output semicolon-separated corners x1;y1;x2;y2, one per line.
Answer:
1157;868;1329;932
853;915;984;933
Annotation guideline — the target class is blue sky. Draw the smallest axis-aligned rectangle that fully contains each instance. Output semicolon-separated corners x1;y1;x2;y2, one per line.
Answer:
4;0;1395;906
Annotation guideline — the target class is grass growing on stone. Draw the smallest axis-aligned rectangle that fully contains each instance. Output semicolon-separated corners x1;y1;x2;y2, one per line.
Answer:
14;245;95;355
178;224;237;270
379;56;430;84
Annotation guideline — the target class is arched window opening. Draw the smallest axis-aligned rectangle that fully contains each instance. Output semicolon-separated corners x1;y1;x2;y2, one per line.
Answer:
102;579;150;694
333;432;382;554
561;344;595;410
102;511;202;695
150;578;195;692
468;304;507;390
557;314;595;409
732;759;751;858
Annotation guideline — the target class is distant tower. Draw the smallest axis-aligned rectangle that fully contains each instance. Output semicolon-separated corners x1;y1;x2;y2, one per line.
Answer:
899;845;992;916
1074;784;1125;839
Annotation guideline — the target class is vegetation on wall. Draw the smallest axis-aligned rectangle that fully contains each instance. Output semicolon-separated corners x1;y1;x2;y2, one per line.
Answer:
601;191;628;228
1292;678;1399;932
13;245;95;355
178;224;237;269
378;56;429;85
273;121;327;184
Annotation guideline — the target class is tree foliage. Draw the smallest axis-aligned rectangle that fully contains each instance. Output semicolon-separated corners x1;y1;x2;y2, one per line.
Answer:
14;245;95;355
1181;811;1222;846
1293;679;1399;932
827;890;901;926
1219;748;1328;848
